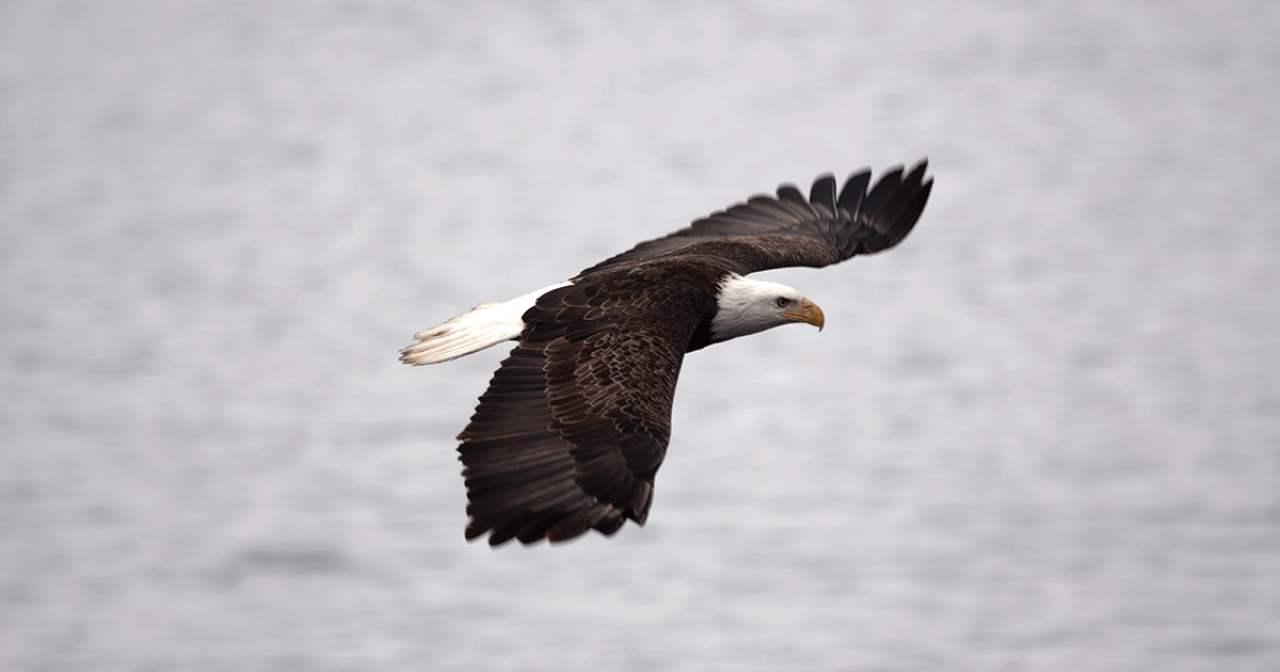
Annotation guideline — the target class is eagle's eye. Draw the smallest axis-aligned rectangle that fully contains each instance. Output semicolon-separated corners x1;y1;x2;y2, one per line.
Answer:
776;297;791;308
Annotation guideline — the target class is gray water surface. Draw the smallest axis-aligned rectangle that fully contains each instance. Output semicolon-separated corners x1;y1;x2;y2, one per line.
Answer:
2;2;1278;670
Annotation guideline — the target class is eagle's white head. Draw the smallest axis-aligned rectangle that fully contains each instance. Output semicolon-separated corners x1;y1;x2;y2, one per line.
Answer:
709;274;825;343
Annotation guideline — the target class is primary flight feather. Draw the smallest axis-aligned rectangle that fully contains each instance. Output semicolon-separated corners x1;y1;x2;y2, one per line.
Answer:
402;161;933;546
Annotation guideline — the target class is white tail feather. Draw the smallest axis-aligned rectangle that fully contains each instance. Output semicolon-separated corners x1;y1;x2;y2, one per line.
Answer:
400;282;571;366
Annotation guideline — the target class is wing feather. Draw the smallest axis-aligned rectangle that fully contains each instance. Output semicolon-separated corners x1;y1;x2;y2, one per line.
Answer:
808;174;838;215
860;166;904;217
776;184;808;207
837;169;872;215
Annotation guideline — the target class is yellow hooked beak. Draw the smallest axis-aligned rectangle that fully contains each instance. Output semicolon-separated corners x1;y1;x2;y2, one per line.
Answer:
779;299;825;331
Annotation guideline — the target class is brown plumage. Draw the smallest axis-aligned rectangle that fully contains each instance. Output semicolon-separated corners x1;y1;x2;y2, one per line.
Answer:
403;161;933;546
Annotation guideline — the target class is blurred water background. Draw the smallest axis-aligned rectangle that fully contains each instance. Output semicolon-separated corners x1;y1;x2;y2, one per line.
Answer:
2;2;1278;670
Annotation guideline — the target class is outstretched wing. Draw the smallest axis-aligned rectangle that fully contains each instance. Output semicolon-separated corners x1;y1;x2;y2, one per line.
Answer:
456;262;720;545
575;160;932;279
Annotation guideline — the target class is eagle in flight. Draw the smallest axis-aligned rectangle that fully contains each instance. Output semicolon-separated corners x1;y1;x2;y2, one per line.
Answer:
402;161;933;546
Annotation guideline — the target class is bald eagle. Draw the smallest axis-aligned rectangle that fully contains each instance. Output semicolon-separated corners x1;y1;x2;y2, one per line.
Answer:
402;161;933;546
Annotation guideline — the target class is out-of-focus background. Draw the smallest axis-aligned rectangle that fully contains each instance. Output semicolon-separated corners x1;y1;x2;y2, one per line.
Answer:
2;2;1277;670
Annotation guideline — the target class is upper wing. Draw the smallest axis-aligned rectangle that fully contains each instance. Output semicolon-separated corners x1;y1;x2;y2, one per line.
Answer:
575;160;932;279
456;263;720;545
